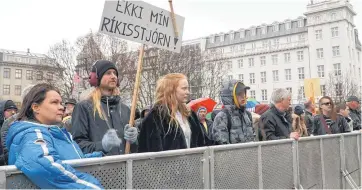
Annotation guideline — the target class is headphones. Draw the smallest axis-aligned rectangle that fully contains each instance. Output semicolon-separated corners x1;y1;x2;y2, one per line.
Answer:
88;60;120;87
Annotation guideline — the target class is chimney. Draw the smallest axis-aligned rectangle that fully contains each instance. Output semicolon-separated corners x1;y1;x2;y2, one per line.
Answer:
27;48;30;54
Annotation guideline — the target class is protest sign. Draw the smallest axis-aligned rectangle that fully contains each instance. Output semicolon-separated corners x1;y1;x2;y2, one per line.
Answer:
304;78;321;98
99;0;185;53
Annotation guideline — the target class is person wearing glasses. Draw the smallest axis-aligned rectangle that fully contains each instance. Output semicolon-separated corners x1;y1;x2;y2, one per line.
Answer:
313;96;350;135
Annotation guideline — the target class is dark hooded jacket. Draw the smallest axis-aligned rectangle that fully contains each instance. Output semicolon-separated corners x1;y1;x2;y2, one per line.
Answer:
313;114;350;135
212;80;254;145
138;105;205;153
260;104;293;140
71;96;135;155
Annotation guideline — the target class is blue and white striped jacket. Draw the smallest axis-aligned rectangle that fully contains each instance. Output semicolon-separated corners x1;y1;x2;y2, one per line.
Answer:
6;121;103;189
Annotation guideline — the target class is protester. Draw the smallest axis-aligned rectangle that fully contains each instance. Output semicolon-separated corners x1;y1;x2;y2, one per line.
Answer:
197;106;214;145
304;100;315;135
313;96;350;135
138;73;205;152
62;98;77;131
346;96;361;130
261;88;299;140
254;104;270;141
71;60;138;155
213;80;254;144
336;103;354;132
0;100;18;128
135;106;151;133
0;85;34;166
6;83;103;189
292;106;308;137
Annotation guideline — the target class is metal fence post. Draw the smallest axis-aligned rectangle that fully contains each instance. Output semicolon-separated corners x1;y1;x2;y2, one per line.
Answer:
209;148;215;189
292;140;299;189
126;159;133;189
0;171;6;189
360;133;362;187
320;138;325;189
340;135;346;189
202;148;210;189
258;145;263;189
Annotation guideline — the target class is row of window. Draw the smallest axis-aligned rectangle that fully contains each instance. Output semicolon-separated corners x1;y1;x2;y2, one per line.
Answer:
3;68;53;80
2;85;22;96
316;46;340;58
315;27;339;40
229;63;342;84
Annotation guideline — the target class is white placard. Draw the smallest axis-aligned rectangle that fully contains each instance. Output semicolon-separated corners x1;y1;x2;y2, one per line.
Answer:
99;0;185;53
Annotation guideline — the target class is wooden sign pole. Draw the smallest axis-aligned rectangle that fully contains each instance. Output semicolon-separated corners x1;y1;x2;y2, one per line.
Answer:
125;44;145;154
169;0;179;38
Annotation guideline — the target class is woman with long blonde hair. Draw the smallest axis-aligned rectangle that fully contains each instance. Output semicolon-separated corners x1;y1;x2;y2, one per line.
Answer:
138;73;205;152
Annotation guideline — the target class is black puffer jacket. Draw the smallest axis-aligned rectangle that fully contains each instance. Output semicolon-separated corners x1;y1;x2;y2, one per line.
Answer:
71;96;135;155
260;104;292;140
304;110;314;135
313;114;350;135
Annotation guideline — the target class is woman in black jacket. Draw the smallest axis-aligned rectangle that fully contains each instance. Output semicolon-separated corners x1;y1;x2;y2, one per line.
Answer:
138;73;205;152
313;96;350;135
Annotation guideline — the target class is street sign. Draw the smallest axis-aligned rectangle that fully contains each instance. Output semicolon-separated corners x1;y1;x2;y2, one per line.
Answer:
99;0;185;53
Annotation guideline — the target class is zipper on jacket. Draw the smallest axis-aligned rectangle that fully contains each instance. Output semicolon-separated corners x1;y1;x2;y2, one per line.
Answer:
107;97;110;117
56;127;82;159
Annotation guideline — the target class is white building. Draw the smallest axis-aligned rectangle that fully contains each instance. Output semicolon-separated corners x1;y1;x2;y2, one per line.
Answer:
199;0;361;104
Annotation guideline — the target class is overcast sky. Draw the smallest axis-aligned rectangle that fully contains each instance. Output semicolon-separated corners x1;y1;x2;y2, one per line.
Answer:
0;0;361;54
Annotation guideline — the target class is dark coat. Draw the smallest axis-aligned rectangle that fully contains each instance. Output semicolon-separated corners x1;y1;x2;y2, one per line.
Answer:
71;96;136;155
0;113;18;165
349;109;361;130
138;106;205;153
304;110;314;135
260;105;292;140
313;114;350;135
200;119;214;145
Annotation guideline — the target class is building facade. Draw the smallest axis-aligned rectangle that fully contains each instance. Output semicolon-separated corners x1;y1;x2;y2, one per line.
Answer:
0;49;56;106
200;0;361;104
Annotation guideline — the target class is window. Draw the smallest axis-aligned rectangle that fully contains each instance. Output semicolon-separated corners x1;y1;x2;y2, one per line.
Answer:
298;19;303;27
261;89;268;101
273;38;279;47
248;58;254;67
272;70;279;82
227;61;232;69
250;90;256;99
251;42;256;49
317;65;325;77
299;86;305;99
220;34;224;42
3;85;10;95
316;48;324;59
261;27;266;35
36;71;43;80
332;46;340;56
209;36;214;43
286;36;292;43
285;69;292;81
3;68;10;78
251;29;256;36
298;34;305;41
331;12;337;20
230;32;235;40
47;72;53;80
238;59;243;68
15;69;22;79
335;83;342;97
333;63;341;76
320;85;326;96
240;44;245;51
238;74;244;81
286;87;292;94
273;24;279;32
315;30;322;40
286;22;291;30
331;27;339;37
262;41;269;48
260;56;266;66
228;75;233;80
26;70;33;80
261;72;267;83
298;67;305;79
15;85;21;96
249;73;255;84
297;51;304;61
284;53;291;63
272;54;278;65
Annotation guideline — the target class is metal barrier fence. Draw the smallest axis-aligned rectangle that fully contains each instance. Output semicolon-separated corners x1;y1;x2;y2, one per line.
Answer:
0;132;360;189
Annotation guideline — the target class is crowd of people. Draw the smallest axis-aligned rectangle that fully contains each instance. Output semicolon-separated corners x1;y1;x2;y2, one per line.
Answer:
0;59;360;189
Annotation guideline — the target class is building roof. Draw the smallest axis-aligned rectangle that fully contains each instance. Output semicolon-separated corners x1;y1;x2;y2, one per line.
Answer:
0;48;48;58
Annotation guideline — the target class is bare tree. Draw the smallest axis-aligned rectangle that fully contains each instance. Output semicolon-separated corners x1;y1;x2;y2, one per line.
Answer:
324;70;360;103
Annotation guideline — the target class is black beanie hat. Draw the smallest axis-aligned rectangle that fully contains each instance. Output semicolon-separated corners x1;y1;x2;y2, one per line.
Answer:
4;100;17;111
294;105;304;116
92;60;118;86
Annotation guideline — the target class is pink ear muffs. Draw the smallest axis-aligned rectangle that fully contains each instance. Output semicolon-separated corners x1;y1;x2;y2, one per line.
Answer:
88;72;98;87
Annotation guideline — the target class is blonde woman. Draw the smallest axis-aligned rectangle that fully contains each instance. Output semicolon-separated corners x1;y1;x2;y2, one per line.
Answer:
71;60;138;155
292;105;309;136
138;73;205;152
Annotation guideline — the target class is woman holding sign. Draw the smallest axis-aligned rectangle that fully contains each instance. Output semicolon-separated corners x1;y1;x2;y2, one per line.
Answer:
138;73;205;152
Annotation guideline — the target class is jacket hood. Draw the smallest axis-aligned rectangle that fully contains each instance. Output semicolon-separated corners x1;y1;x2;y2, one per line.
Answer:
220;80;250;106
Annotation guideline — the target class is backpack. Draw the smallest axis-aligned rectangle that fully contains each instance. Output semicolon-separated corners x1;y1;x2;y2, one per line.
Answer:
221;108;253;140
